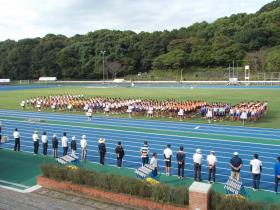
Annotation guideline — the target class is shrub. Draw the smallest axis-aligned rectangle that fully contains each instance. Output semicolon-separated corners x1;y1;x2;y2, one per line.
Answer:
40;164;188;206
210;191;280;210
151;184;172;203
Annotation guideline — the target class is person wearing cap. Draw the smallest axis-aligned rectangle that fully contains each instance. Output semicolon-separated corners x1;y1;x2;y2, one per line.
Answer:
207;151;217;184
71;136;77;156
150;152;158;177
115;141;125;167
13;128;20;152
32;130;39;155
229;152;243;181
61;132;68;156
52;134;58;158
41;131;48;156
98;138;106;165
163;144;173;176
250;154;262;191
176;146;185;179
80;135;87;161
193;148;203;181
274;156;280;194
140;140;149;166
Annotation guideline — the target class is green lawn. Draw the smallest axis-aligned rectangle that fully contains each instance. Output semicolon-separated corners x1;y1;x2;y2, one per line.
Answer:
0;86;279;128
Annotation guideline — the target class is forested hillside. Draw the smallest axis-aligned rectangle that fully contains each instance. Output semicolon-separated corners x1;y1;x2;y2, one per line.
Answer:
0;0;280;80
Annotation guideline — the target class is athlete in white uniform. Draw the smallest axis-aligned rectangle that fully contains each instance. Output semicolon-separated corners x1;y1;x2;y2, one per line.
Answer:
178;108;184;121
20;100;26;110
127;105;133;118
206;108;213;123
86;108;93;121
104;104;110;116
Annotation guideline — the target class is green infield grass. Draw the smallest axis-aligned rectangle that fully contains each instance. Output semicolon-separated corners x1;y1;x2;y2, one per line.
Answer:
0;86;279;128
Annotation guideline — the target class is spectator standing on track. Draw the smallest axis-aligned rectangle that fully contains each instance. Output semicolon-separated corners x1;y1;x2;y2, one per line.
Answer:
140;140;149;166
150;152;158;177
250;154;262;191
207;151;217;184
193;149;203;181
71;136;77;156
61;132;68;156
13;128;20;152
41;131;48;156
52;134;58;158
80;135;87;161
32;130;39;155
163;144;173;176
274;156;280;194
98;138;106;165
229;152;243;181
115;141;125;168
176;146;185;179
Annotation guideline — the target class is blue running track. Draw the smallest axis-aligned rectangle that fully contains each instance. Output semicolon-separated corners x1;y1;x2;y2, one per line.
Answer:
0;110;279;192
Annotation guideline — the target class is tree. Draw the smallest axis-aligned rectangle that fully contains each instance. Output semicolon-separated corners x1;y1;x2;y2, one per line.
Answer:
264;45;280;71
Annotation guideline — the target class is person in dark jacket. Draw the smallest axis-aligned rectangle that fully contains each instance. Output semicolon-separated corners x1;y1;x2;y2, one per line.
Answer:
52;134;58;158
115;141;125;167
71;136;77;155
98;138;106;165
176;146;185;179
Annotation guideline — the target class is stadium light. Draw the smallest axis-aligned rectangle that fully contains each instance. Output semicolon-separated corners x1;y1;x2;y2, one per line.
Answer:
100;50;106;83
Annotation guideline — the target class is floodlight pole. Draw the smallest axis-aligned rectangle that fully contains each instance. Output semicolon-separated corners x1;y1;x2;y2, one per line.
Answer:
100;50;106;83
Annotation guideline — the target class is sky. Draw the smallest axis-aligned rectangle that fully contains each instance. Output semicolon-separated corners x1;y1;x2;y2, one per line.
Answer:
0;0;273;41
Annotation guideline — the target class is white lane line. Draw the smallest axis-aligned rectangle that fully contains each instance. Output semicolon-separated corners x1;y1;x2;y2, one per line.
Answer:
3;118;280;149
1;110;280;137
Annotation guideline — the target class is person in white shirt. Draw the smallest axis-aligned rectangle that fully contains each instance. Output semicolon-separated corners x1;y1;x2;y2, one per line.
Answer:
13;128;20;152
41;131;48;156
150;152;158;178
207;151;217;183
104;104;110;116
250;154;262;191
206;108;213;124
86;108;93;121
80;135;87;161
193;149;203;181
240;110;248;125
61;132;68;156
36;101;41;112
127;105;133;118
20;100;26;110
32;130;39;155
178;108;184;121
147;106;153;118
163;144;173;176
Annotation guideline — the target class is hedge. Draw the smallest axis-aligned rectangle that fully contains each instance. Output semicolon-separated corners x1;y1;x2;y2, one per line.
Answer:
40;164;188;206
41;164;280;210
210;191;280;210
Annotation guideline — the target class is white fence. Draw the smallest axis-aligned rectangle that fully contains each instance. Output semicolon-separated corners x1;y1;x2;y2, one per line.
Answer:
0;79;10;84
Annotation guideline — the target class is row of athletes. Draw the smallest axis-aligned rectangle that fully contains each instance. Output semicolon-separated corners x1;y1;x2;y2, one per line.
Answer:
202;101;267;123
21;95;207;118
20;95;267;122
